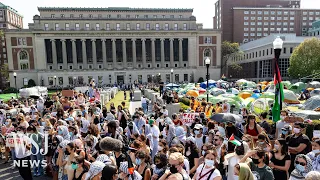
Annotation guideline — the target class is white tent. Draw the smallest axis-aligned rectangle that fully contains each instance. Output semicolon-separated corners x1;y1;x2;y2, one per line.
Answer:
19;86;48;98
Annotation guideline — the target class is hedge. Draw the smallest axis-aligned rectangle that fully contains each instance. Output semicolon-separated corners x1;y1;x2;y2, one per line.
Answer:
179;102;190;110
179;97;190;106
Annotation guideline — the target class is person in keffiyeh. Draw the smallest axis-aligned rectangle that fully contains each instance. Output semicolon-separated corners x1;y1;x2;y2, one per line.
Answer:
84;161;106;180
290;154;313;180
119;161;142;180
57;125;70;140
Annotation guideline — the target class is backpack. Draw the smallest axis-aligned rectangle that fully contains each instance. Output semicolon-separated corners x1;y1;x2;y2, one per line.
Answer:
202;135;207;144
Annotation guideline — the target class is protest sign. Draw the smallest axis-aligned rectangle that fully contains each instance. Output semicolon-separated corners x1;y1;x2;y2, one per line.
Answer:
181;113;199;126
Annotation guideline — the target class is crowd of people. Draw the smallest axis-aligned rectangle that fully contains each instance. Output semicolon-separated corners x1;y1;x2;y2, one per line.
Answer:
0;85;319;180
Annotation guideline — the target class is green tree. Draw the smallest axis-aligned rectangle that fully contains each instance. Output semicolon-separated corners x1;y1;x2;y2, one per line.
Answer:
221;41;242;76
28;79;36;87
229;63;243;72
288;38;320;78
198;77;204;83
0;63;9;79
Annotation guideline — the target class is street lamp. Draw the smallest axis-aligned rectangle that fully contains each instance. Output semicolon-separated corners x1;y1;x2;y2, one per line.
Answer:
205;57;211;102
13;72;17;99
273;36;284;117
170;69;173;90
152;75;154;88
54;76;57;91
73;76;77;87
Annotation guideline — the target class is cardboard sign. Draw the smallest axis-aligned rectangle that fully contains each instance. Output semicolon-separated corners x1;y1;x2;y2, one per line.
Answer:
314;130;320;139
62;90;74;97
6;134;23;148
284;116;304;123
182;113;199;126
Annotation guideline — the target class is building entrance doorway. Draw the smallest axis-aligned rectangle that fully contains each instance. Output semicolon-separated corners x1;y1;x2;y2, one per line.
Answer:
117;75;124;84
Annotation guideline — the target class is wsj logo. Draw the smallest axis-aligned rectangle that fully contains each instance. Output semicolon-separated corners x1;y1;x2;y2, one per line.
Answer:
8;133;49;167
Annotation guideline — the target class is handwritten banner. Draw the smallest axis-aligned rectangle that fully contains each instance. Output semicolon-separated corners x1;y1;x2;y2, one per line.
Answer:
182;113;199;126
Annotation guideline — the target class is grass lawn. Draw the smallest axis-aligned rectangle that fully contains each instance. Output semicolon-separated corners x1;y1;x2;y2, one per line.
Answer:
105;90;130;110
0;93;18;101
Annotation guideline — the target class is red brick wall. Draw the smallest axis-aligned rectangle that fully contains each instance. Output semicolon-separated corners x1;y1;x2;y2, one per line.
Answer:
212;36;217;44
27;37;33;46
12;48;34;70
199;46;217;66
11;37;17;46
199;36;204;44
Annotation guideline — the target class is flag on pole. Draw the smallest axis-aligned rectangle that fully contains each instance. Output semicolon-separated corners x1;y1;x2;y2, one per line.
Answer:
229;134;241;146
272;62;284;122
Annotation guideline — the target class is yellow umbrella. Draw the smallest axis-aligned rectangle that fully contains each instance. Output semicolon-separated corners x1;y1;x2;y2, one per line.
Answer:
307;88;314;91
186;90;199;97
239;92;252;99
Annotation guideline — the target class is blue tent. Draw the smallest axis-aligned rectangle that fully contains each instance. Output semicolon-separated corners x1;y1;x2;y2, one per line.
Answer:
200;80;216;89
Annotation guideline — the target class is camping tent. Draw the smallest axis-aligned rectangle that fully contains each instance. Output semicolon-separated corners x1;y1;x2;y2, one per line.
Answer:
200;80;216;89
19;86;48;98
310;88;320;97
283;89;300;104
303;95;320;110
289;82;306;94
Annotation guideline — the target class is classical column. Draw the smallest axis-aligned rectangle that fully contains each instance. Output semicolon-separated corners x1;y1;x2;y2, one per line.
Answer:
61;39;67;69
132;38;137;69
160;38;165;68
91;39;97;69
51;39;57;70
170;38;174;68
122;38;127;69
112;38;117;68
142;38;147;68
151;38;156;68
102;39;107;69
81;39;87;69
71;39;77;70
179;38;183;67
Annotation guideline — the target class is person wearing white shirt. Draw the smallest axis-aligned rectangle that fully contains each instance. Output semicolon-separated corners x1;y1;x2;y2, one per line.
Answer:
141;96;148;113
160;106;168;117
14;126;33;179
149;119;160;160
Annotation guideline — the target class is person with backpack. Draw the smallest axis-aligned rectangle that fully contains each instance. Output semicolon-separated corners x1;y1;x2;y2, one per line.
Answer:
287;122;312;173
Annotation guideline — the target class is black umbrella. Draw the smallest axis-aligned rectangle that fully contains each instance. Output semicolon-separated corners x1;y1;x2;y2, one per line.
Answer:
210;113;242;123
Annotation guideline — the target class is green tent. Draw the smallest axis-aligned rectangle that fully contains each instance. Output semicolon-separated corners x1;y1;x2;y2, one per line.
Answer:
289;82;306;94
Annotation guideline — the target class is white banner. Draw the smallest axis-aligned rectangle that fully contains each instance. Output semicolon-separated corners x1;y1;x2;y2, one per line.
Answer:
182;113;199;126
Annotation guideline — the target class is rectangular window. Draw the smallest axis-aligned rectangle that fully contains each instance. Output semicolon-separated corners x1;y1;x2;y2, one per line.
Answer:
244;11;249;14
117;14;121;18
70;14;74;18
244;28;248;31
264;28;268;31
271;22;275;25
303;17;307;20
284;11;288;15
277;17;282;20
284;17;288;20
250;33;255;36
165;23;169;30
162;15;165;18
51;14;55;18
290;17;294;20
17;38;27;45
244;22;249;25
283;22;288;26
156;23;160;30
244;33;248;36
290;22;294;26
283;48;287;54
290;47;293;53
79;14;83;18
106;23;110;30
264;11;269;15
174;23;178;30
65;23;69;30
205;37;212;44
251;17;255;20
316;12;320;15
96;23;100;30
290;11;295;15
277;22;282;26
283;28;288;31
257;33;262;36
179;15;183;18
257;28;262;31
135;15;139;18
251;11;256;14
303;11;307;15
126;15;130;18
107;14;111;18
98;14;102;18
75;23;80;30
89;14;93;18
60;14;65;18
250;22;255;25
126;23;131;30
264;22;269;25
250;28;255;31
116;23;120;30
271;17;275;20
170;15;174;18
136;23;140;30
257;22;262;25
55;23;59;30
146;23;150;30
309;17;314;21
271;11;275;15
258;17;262;20
85;23;90;30
277;11;282;15
258;11;262;14
44;23;49;31
183;23;187;30
270;28;275;31
264;33;268;36
244;17;249;20
144;15;148;18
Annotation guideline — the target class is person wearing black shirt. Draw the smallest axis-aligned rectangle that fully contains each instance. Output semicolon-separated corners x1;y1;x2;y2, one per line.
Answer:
44;98;53;115
159;80;164;96
260;112;271;134
286;122;311;173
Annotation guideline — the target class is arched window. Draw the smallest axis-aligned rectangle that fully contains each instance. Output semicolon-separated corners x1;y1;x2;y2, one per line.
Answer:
19;50;28;60
204;48;211;57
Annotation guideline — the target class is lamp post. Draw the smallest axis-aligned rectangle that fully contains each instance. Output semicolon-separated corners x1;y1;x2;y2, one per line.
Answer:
273;36;284;120
73;76;77;87
54;76;57;91
152;75;154;88
205;57;211;102
170;69;173;90
13;72;17;99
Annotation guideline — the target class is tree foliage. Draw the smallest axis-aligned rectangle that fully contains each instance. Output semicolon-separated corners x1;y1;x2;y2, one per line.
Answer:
28;79;36;87
0;63;9;79
229;63;243;72
198;77;204;83
288;38;320;78
221;41;241;63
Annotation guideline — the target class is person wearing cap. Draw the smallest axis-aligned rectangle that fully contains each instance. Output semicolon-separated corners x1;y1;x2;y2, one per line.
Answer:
194;124;205;151
280;124;292;139
287;122;312;173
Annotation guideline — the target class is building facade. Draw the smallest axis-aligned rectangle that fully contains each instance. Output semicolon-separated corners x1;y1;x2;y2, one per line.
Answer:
0;2;23;89
6;7;221;89
227;34;309;81
308;19;320;36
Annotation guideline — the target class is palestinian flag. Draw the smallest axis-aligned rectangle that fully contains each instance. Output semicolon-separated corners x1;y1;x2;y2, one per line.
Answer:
229;134;241;146
272;62;284;122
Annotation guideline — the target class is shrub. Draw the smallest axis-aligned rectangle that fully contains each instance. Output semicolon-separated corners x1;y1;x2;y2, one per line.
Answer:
3;87;18;93
198;77;204;83
179;97;190;106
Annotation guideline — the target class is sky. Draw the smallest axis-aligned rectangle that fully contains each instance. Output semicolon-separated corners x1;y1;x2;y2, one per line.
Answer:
1;0;318;29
